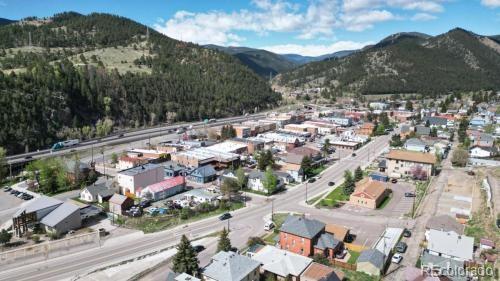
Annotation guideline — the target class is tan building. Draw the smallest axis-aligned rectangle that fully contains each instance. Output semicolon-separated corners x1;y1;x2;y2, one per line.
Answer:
325;224;350;242
356;122;375;136
300;262;344;281
349;179;388;209
386;150;436;178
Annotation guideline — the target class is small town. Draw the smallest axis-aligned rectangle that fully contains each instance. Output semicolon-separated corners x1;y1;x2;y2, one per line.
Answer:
0;1;500;281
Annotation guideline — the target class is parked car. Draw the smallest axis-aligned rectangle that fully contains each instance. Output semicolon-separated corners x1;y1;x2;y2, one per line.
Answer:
139;200;152;208
24;156;32;160
3;187;11;192
308;178;316;183
10;190;19;195
391;253;403;264
193;245;205;253
403;228;412;238
219;213;232;220
404;192;416;197
396;241;407;253
352;153;357;157
497;218;500;229
391;178;398;184
328;181;335;186
264;221;275;231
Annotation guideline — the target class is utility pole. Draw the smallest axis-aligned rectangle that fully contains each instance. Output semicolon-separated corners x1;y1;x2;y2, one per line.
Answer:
28;31;32;47
271;199;274;221
227;218;230;232
305;181;308;203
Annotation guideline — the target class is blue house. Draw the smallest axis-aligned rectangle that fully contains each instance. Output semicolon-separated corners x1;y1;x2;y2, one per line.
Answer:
186;165;217;183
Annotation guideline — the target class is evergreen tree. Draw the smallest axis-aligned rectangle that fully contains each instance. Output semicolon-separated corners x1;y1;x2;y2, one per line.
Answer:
321;139;331;157
342;170;355;196
354;166;363;182
217;227;232;252
300;156;313;179
172;235;199;275
0;229;11;245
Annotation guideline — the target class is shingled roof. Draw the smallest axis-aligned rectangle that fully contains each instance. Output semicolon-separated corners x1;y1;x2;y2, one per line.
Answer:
386;150;436;164
280;215;325;239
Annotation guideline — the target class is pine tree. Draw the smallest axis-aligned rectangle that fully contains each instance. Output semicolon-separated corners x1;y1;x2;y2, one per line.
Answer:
217;227;232;252
172;235;199;276
343;170;355;196
354;166;363;182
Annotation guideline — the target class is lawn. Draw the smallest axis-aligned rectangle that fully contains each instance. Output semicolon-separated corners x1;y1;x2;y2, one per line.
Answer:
123;202;244;233
318;185;349;208
347;250;360;264
342;270;380;281
306;192;326;205
272;213;292;228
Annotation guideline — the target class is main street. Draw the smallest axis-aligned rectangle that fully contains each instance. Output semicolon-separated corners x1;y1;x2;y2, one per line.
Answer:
0;133;394;281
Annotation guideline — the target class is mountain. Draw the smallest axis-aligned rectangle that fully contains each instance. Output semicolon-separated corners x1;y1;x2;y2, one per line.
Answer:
276;28;500;95
204;44;298;77
0;18;15;26
0;12;280;154
282;50;357;65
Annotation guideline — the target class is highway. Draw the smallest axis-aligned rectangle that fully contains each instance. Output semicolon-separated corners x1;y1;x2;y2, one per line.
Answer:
6;113;266;165
0;133;397;281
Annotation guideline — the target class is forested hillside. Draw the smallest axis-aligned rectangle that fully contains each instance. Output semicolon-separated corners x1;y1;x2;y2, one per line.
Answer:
276;28;500;96
0;12;280;154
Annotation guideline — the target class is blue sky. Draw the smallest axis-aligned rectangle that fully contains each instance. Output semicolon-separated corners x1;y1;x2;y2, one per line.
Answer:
1;0;500;56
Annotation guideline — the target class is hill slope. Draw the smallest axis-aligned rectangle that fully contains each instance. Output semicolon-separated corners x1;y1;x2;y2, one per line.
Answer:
0;12;280;154
282;50;357;65
204;45;298;77
276;28;500;95
0;18;15;26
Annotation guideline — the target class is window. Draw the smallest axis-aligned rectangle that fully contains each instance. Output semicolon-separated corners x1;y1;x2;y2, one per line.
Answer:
301;238;304;243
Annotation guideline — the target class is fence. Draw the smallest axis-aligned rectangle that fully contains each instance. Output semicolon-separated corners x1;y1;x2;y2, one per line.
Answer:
0;231;100;268
332;259;357;271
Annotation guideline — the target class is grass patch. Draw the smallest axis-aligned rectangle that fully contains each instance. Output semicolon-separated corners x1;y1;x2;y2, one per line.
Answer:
342;269;380;281
376;195;391;209
318;185;349;208
243;187;285;197
306;192;326;205
123;202;244;233
347;250;360;264
272;213;291;229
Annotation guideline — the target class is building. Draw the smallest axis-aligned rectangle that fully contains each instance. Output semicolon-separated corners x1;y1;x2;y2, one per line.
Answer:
368;172;389;182
356;249;385;277
161;161;186;178
234;125;251;138
207;141;249;155
186;165;217;183
349;179;388;209
108;194;134;215
117;163;164;196
356;122;375;136
252;245;312;281
65;160;91;184
12;196;64;236
182;189;220;205
203;251;261;281
173;147;240;168
374;227;404;261
400;125;412;139
116;156;149;171
80;182;115;203
404;138;427;152
329;140;360;150
425;215;464;240
139;176;185;201
426;229;474;262
230;138;265;154
472;133;494;148
247;170;285;194
415;125;431;137
469;146;494;158
300;262;345;281
325;224;350;243
385;150;436;178
420;252;467;281
423;116;448;128
40;202;82;236
279;216;342;259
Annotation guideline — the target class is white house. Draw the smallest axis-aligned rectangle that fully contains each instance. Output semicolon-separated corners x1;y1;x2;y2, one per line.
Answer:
247;170;285;194
404;138;427;152
469;146;493;158
426;229;474;262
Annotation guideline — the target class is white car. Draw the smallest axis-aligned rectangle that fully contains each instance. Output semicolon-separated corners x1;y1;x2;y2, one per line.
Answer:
391;253;403;264
264;221;275;231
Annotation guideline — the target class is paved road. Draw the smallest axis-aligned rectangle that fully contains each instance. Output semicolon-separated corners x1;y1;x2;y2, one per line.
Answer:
0;133;394;281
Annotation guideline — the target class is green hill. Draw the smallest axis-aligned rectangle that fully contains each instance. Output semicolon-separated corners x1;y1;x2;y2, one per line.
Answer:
0;12;280;154
276;28;500;96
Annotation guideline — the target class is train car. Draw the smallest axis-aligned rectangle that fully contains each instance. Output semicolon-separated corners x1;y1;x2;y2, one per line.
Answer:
51;139;80;150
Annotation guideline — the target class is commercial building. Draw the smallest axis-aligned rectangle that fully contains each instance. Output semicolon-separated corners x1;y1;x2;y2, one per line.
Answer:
40;202;82;236
116;156;149;171
425;229;474;262
116;163;164;196
385;150;436;178
138;176;185;201
172;147;240;168
349;179;388;209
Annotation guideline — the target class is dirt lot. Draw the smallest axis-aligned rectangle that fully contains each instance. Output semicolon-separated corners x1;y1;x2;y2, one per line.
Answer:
435;169;480;218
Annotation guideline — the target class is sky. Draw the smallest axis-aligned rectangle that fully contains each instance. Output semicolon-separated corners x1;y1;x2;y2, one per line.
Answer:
1;0;500;56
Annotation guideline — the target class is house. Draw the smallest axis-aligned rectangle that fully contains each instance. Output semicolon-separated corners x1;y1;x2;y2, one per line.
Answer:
80;181;116;203
480;238;495;250
117;163;164;196
247;170;285;194
161;161;186;178
65;160;91;184
415;125;431;137
472;133;494;148
279;216;342;259
356;249;385;276
423;116;448;128
349;179;388;209
469;117;487;127
325;224;350;243
230;138;265;154
400;125;412;139
385;150;436;178
356;122;375;136
168;273;201;281
202;251;261;281
425;215;464;240
139;176;185;201
186;165;217;183
40;202;82;236
274;171;295;185
426;229;474;262
108;194;134;215
420;252;468;281
300;262;345;281
404;266;441;281
252;245;312;281
283;154;305;182
183;189;220;205
404;138;427;152
116;156;149;171
469;146;494;158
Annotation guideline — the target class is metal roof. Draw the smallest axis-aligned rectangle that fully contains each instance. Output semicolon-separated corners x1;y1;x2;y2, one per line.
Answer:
14;196;63;217
40;202;80;227
357;249;385;270
427;229;474;261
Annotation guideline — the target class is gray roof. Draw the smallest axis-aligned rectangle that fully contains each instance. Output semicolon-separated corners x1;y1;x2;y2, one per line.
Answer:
427;229;473;261
119;163;160;176
191;165;216;177
285;154;304;165
280;216;325;239
423;116;447;126
203;251;260;281
420;252;467;281
400;125;410;133
84;183;115;198
415;125;431;136
65;160;91;172
357;249;385;270
14;196;63;217
479;133;494;142
174;273;200;281
40;202;80;227
426;215;464;235
378;159;387;168
251;245;312;277
161;161;185;172
314;233;340;250
405;138;426;147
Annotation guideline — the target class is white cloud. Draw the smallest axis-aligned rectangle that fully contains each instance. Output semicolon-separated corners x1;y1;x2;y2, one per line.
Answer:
411;12;437;21
343;0;444;13
262;40;373;56
481;0;500;8
342;10;396;32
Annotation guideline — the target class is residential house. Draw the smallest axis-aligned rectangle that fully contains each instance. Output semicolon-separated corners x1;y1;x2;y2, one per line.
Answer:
469;117;487;127
425;215;464;241
385;150;436;178
349;179;388;209
283;154;305;183
247;170;285;194
139;176;185;201
480;238;495;251
356;122;375;136
108;194;134;215
400;125;412;139
472;133;494;148
40;202;82;236
65;160;91;184
425;229;474;262
356;249;385;277
252;245;312;281
420;252;468;281
186;165;217;183
279;216;342;259
80;182;116;203
202;251;261;281
167;273;201;281
116;163;164;196
300;262;345;281
404;138;427;152
325;224;350;243
275;171;295;185
470;146;494;158
183;189;220;205
423;117;448;128
415;125;431;137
